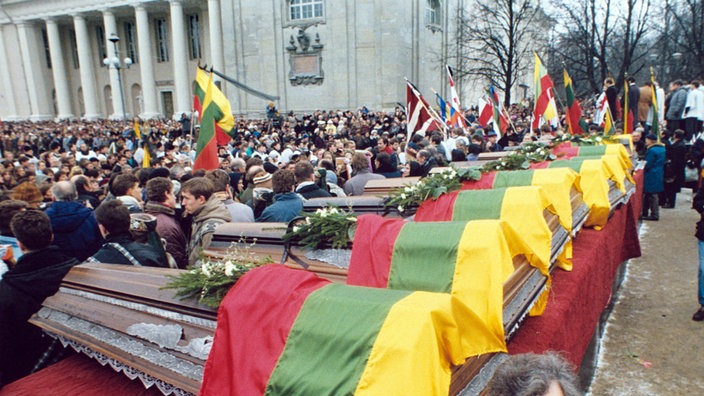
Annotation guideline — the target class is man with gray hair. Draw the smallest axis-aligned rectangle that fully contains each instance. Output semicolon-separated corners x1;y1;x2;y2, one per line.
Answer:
44;181;102;261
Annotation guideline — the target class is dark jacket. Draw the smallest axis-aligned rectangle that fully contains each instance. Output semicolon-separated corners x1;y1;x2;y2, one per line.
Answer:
144;201;188;269
666;87;689;121
86;233;167;267
644;144;666;194
0;246;79;387
296;182;332;200
694;184;704;241
257;192;303;223
45;200;103;261
666;138;688;190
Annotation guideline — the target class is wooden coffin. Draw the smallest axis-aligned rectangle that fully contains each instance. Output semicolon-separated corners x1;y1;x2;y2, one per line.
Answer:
302;195;398;217
29;263;217;396
362;177;421;196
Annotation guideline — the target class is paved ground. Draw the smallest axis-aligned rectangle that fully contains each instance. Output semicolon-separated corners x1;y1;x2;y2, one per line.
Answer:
588;189;704;395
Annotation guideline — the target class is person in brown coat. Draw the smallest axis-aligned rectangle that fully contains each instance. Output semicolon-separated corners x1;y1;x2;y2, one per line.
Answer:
144;177;188;268
638;82;654;125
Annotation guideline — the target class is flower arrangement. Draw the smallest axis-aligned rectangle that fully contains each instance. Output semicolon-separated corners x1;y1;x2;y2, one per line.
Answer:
482;152;532;172
282;207;357;250
162;241;269;308
517;142;556;162
385;167;482;214
574;134;620;146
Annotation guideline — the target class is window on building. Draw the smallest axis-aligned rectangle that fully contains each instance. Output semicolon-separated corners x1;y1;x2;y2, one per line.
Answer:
41;29;52;69
124;22;138;64
69;30;79;69
289;0;324;21
425;0;441;26
96;26;107;67
188;14;202;60
155;18;169;63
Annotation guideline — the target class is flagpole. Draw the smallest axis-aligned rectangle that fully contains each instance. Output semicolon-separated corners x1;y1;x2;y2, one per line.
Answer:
430;88;450;139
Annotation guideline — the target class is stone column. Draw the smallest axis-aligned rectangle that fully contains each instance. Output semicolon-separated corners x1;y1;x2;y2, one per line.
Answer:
45;18;74;119
0;26;19;120
16;22;52;120
169;0;190;119
208;0;224;93
102;10;124;120
72;14;101;120
134;4;160;119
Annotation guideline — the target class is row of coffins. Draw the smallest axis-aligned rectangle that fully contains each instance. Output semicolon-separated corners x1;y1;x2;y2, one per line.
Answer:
28;142;638;395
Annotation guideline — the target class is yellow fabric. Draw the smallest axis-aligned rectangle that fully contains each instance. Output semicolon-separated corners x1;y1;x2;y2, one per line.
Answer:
530;168;581;232
529;277;552;316
354;292;473;396
500;186;555;269
604;143;633;170
578;159;611;228
598;155;627;192
556;238;573;272
195;68;235;132
611;134;635;154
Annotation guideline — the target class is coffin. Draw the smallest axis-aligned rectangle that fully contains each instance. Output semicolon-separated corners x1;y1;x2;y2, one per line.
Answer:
29;263;217;396
302;195;397;217
362;177;421;196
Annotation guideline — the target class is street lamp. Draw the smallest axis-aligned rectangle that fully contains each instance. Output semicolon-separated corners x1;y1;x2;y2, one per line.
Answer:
103;33;132;121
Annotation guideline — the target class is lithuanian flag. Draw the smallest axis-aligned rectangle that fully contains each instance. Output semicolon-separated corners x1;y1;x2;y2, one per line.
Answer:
415;186;562;270
200;265;477;395
564;69;589;135
193;68;235;170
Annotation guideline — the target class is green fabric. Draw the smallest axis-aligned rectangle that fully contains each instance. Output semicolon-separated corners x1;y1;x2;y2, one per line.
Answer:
549;159;585;172
452;189;506;221
493;170;535;188
387;222;466;293
265;284;410;396
576;146;607;156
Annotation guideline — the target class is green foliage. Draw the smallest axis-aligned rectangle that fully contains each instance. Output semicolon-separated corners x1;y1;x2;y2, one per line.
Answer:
385;167;481;214
282;207;357;250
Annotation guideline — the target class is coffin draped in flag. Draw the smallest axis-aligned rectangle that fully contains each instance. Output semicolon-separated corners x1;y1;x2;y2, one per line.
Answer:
406;80;442;140
532;53;558;130
194;69;235;170
200;265;476;395
563;69;588;135
194;68;236;147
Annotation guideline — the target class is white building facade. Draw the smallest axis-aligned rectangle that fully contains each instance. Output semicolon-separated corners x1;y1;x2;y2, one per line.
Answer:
0;0;469;121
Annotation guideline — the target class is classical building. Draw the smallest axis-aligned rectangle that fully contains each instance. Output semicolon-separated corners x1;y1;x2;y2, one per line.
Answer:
0;0;469;121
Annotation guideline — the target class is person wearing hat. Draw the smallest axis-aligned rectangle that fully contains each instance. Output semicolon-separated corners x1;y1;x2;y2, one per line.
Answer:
247;170;275;219
257;169;303;223
486;131;503;152
642;133;666;220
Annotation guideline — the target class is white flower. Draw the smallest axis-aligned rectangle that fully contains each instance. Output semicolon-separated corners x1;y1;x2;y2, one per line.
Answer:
347;216;357;222
400;193;407;200
404;187;412;193
201;263;212;278
293;225;301;233
224;260;236;277
398;206;404;212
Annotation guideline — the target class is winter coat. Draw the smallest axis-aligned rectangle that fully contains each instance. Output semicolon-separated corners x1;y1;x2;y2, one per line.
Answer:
144;201;188;268
86;233;167;267
343;169;385;196
0;246;79;387
45;200;103;261
693;184;704;241
644;144;666;194
256;192;303;223
296;182;332;200
188;196;232;267
666;87;689;120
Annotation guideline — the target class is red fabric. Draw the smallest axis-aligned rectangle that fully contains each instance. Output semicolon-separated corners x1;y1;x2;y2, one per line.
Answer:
625;109;635;134
200;265;330;396
347;215;406;288
508;192;642;367
461;171;497;190
0;354;163;396
215;124;231;146
414;191;459;221
529;161;550;169
193;118;220;171
531;87;554;130
552;143;579;160
478;98;493;127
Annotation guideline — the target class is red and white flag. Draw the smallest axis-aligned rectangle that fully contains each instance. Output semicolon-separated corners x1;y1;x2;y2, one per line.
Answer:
478;97;494;127
446;66;467;129
406;80;443;142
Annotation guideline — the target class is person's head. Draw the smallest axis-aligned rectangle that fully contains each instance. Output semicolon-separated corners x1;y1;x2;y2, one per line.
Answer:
674;129;685;140
374;152;394;171
112;173;142;200
604;77;615;87
416;150;431;165
51;180;78;202
146;177;176;208
645;134;658;145
486;352;581;396
272;169;296;194
626;76;636;84
11;209;53;252
12;182;43;208
0;200;27;236
205;169;231;194
451;148;467;162
350;152;370;172
293;161;316;183
632;128;643;142
94;200;131;237
181;177;215;215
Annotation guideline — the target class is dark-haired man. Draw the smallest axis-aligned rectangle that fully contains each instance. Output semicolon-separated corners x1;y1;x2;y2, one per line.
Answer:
294;161;331;199
257;169;303;223
86;200;167;267
0;210;80;386
144;177;188;268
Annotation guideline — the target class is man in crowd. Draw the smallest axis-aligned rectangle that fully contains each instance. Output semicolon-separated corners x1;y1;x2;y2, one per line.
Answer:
144;177;188;268
343;152;384;196
112;173;143;213
0;210;80;387
257;169;303;223
45;181;102;261
642;134;666;221
206;169;255;222
86;200;167;267
666;80;689;134
294;161;331;199
181;177;232;266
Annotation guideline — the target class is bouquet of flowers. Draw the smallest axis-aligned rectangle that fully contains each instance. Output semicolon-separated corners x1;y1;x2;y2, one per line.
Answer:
282;207;357;250
517;142;556;162
385;167;481;214
482;153;532;172
162;241;269;308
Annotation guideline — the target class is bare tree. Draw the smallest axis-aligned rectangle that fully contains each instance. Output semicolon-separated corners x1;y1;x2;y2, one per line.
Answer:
453;0;544;107
667;0;704;79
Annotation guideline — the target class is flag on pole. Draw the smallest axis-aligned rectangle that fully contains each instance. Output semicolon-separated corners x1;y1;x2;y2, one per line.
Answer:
194;70;233;171
446;66;467;129
406;80;443;143
478;97;494;127
532;53;558;130
563;69;588;135
623;78;634;134
650;68;660;141
594;94;616;135
488;86;508;137
194;68;236;146
142;140;151;168
133;118;141;140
